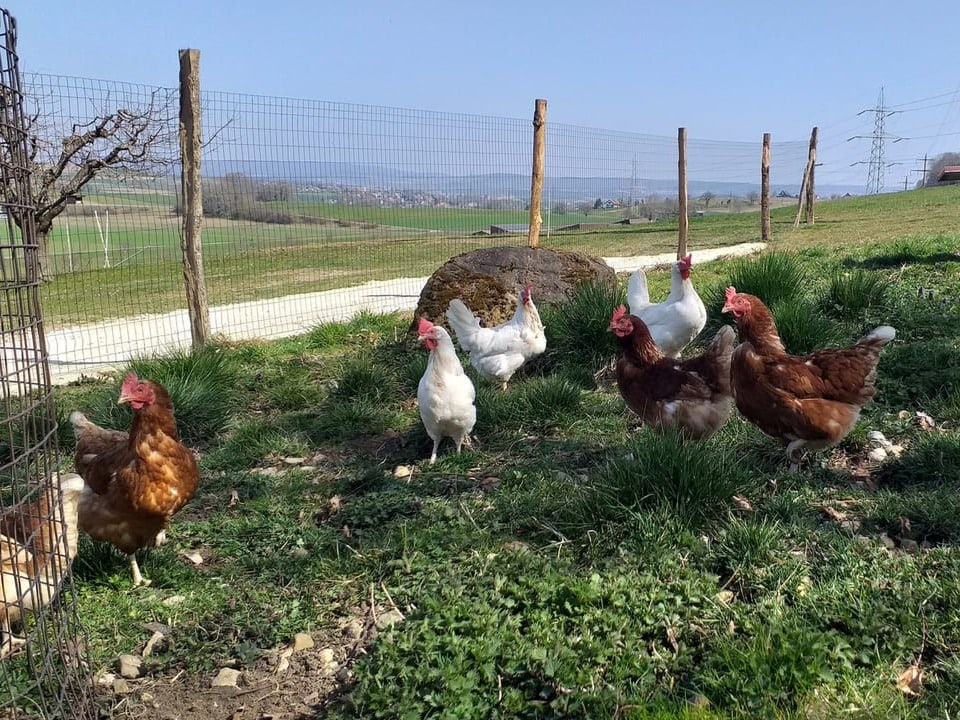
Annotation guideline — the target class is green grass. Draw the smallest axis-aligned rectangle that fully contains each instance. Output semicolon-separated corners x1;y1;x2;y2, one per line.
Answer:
10;193;960;718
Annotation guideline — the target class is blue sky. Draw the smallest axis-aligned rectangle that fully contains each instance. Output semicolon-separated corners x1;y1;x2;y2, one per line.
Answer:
7;0;960;189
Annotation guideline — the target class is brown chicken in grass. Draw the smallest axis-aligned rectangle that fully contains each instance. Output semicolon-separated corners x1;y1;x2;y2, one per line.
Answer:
0;472;84;659
722;287;896;466
71;373;200;587
608;305;735;440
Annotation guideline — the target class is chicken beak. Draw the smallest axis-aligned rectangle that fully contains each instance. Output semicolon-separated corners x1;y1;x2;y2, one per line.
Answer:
117;392;132;406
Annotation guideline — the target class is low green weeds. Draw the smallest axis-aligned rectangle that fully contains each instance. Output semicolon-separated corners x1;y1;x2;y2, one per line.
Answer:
35;232;960;719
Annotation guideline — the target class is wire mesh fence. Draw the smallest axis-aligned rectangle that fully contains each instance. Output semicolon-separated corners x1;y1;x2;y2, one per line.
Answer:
23;71;811;382
0;11;96;719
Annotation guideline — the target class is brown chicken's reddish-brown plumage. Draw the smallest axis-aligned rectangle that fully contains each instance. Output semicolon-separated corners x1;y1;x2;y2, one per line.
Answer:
0;472;85;657
71;373;200;586
722;287;896;462
609;305;735;440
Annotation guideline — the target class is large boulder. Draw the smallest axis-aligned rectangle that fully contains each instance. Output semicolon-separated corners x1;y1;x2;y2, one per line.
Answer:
414;246;616;328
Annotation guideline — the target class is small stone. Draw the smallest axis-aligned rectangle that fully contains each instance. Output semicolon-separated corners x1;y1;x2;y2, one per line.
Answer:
375;609;404;629
342;620;364;640
162;595;186;606
211;667;242;688
867;448;887;463
95;671;116;687
283;457;306;465
715;590;735;605
317;648;335;665
292;633;314;652
336;667;353;683
290;547;309;559
118;654;142;679
900;538;920;554
879;534;897;550
112;678;132;695
393;465;412;479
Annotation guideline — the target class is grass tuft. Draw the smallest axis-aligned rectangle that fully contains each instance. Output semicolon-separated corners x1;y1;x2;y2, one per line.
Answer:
821;268;891;321
541;279;623;378
770;297;846;355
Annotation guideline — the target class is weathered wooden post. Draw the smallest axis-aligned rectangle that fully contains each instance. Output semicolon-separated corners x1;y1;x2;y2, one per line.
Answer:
794;126;818;228
527;98;547;248
761;132;771;242
179;48;210;348
805;126;818;224
677;127;688;259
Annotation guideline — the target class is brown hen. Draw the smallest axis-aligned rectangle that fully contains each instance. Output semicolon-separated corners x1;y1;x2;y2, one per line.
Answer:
71;373;199;587
722;287;896;466
609;305;735;440
0;471;84;659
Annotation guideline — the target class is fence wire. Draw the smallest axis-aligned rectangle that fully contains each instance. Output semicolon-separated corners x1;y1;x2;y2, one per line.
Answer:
23;73;811;382
0;11;96;719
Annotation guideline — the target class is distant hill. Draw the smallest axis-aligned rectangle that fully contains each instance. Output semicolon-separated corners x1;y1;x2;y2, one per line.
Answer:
207;160;862;201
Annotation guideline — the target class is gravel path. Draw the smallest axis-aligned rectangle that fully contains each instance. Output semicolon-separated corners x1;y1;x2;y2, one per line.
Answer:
39;242;765;386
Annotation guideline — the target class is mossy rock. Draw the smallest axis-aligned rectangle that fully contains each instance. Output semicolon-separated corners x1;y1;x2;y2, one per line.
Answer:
414;246;615;329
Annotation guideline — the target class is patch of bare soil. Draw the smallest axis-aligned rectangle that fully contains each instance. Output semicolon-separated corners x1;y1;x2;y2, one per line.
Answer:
99;612;376;720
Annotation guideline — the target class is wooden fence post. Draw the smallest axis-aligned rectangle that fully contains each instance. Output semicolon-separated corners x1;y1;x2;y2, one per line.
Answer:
179;48;210;349
761;132;771;242
527;98;547;248
794;126;818;228
805;126;818;225
677;127;688;259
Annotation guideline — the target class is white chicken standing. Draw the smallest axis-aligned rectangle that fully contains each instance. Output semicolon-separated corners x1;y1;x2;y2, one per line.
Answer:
416;318;477;464
445;284;547;389
626;254;707;358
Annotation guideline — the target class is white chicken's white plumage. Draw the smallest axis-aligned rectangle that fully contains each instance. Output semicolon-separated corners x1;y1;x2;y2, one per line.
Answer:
445;284;547;389
416;318;477;464
626;268;654;314
626;254;707;358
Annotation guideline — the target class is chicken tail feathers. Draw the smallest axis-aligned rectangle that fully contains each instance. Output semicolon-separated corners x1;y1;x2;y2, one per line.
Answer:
858;325;896;349
445;299;481;350
627;269;650;311
707;324;736;357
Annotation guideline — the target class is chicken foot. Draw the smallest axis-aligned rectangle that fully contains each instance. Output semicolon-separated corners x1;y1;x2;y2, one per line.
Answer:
129;554;151;588
0;619;26;660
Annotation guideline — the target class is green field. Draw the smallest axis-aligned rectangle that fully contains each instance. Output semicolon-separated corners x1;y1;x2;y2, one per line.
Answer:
37;184;960;328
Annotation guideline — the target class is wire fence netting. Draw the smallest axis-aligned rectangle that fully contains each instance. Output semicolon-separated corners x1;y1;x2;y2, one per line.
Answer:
0;11;97;719
23;73;812;382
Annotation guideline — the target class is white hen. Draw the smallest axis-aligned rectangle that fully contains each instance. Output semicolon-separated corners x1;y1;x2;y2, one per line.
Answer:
416;318;477;464
626;254;706;358
445;284;547;389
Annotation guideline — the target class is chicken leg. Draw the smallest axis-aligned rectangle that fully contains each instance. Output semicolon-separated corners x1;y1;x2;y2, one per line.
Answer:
129;554;151;588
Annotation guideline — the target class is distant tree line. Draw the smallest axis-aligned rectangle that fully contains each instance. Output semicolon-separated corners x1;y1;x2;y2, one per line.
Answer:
174;172;297;223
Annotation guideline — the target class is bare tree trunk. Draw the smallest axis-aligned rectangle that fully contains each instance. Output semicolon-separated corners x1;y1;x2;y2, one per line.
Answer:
527;98;546;248
761;133;771;242
178;48;210;349
677;127;688;259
